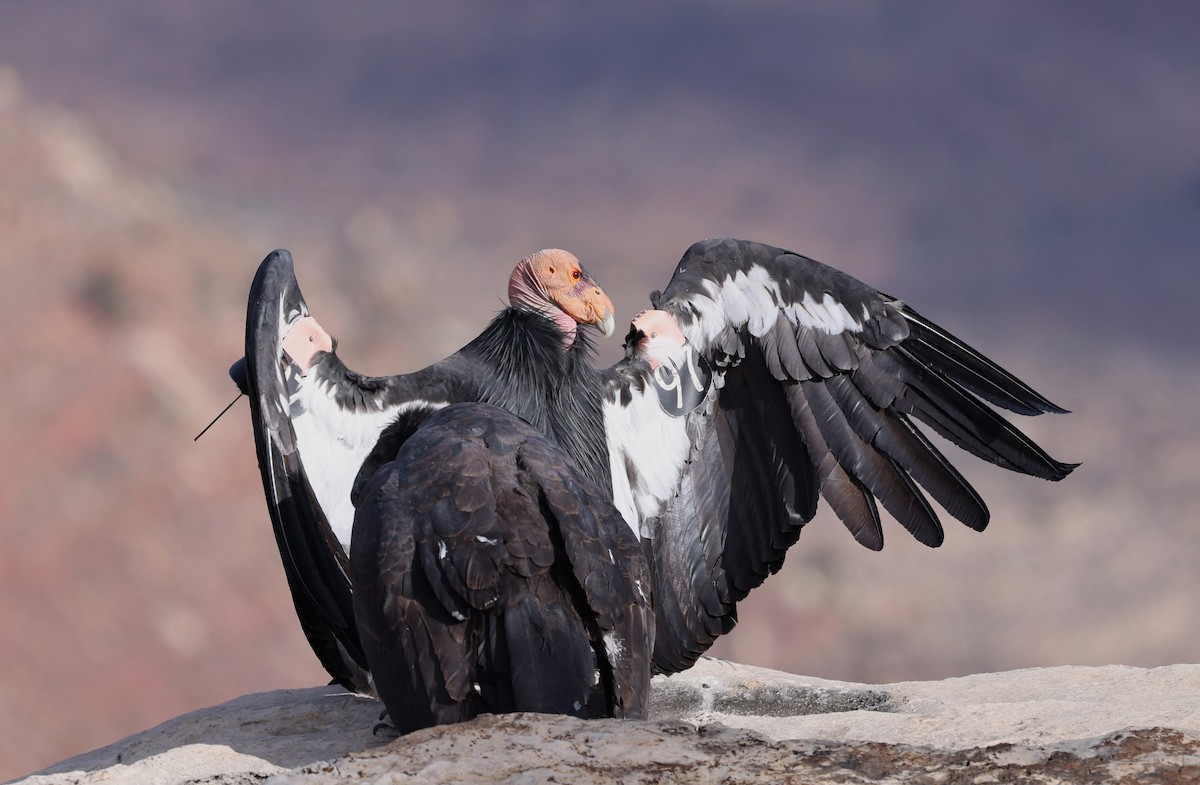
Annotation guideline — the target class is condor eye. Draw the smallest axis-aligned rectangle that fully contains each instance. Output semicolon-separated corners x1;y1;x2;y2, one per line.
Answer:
572;269;582;280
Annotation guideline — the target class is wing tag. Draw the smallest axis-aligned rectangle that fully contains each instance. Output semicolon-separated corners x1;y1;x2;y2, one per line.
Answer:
651;345;712;417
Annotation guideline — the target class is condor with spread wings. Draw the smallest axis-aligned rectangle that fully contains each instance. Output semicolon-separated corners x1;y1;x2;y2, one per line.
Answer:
232;237;1074;689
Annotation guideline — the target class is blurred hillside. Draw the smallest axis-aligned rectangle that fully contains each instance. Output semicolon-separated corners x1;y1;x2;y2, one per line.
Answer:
1;3;1198;781
0;70;311;778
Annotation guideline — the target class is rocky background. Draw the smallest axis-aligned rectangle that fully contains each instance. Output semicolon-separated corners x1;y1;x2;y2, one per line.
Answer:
1;3;1198;781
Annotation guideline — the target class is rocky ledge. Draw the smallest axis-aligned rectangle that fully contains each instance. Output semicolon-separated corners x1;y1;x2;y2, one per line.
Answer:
17;660;1200;784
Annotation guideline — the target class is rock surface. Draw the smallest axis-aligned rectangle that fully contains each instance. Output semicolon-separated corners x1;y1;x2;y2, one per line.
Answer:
18;660;1200;784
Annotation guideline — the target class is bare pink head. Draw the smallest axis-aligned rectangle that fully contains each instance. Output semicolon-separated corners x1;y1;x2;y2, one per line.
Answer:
508;249;615;346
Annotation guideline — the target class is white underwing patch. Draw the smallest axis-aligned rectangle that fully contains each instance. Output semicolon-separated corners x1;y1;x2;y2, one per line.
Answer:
603;381;694;538
288;361;445;555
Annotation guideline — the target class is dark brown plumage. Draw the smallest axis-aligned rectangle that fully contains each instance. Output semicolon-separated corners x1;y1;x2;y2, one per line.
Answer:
350;403;651;732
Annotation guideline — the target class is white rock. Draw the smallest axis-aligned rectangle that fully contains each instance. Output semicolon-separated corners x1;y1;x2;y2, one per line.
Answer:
16;661;1200;785
655;659;1200;748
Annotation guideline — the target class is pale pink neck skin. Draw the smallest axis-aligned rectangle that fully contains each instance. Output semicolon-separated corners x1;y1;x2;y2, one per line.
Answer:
508;255;579;349
281;316;333;372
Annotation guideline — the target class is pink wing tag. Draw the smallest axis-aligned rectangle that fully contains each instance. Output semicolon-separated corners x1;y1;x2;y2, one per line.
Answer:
281;316;333;372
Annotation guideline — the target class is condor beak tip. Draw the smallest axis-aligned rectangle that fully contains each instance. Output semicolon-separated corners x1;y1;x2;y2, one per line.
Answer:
597;311;616;337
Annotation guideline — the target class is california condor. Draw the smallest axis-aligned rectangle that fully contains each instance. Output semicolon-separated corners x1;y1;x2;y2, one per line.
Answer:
232;238;1075;691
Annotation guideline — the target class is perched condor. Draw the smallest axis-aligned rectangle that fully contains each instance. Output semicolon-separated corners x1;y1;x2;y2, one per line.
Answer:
350;402;652;731
232;238;1075;693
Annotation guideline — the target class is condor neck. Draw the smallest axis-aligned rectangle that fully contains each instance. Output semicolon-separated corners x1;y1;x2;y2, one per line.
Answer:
471;309;611;495
478;309;587;393
507;263;578;348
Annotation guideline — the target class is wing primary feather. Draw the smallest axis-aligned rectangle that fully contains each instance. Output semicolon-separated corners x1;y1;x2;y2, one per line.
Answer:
827;374;989;532
798;380;944;547
899;305;1069;416
890;356;1078;481
784;384;884;549
886;413;991;531
820;452;885;551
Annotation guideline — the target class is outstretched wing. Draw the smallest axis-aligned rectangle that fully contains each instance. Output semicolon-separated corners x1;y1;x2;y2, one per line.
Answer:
237;249;457;691
602;237;1076;673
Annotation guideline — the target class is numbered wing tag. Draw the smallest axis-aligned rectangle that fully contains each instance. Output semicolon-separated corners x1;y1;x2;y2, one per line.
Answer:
651;345;713;417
